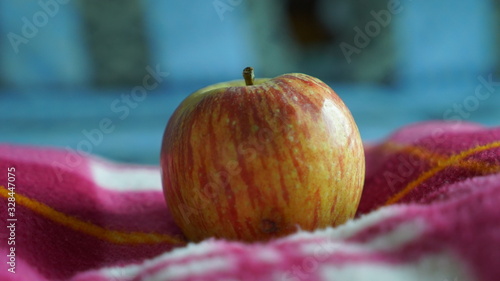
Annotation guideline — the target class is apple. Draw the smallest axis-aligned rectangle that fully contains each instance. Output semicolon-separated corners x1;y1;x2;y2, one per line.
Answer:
160;67;365;242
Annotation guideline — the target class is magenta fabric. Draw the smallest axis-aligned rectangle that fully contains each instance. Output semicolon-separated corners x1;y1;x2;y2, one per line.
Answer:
1;121;499;281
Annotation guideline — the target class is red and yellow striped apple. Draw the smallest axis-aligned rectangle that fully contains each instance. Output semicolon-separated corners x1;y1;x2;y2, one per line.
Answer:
160;67;365;242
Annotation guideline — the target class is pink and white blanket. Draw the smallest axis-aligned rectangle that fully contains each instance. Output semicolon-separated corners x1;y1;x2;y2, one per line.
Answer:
1;121;499;281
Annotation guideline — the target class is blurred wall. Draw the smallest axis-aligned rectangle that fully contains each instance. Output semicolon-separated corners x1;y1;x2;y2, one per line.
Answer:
0;0;92;87
0;0;498;88
0;0;257;89
247;0;498;85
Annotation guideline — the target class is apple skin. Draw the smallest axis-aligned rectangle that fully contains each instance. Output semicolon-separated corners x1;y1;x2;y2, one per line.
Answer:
160;73;365;242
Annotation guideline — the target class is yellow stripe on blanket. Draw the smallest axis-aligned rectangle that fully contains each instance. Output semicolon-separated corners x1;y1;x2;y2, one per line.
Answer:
385;140;500;205
382;141;500;173
0;186;186;245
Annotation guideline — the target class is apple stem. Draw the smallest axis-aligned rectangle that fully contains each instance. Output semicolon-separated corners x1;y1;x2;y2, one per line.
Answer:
243;67;254;86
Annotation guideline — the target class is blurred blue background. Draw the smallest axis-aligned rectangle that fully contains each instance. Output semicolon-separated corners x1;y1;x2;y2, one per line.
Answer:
1;0;499;164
